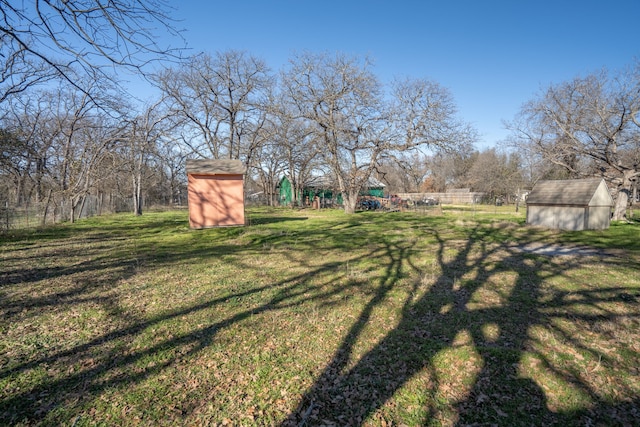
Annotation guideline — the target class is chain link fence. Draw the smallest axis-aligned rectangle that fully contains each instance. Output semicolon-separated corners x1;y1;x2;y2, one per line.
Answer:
0;195;139;232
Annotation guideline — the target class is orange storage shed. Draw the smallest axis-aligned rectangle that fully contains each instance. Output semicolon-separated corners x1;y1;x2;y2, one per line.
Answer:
186;159;247;228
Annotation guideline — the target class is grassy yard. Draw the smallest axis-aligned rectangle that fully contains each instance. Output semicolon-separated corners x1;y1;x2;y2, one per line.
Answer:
1;206;639;426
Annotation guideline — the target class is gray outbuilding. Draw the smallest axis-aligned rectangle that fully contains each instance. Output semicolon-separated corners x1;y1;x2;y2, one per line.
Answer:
526;178;613;230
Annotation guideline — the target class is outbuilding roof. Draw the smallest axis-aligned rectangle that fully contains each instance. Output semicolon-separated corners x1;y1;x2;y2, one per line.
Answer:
526;178;612;206
186;159;247;175
366;176;386;188
282;174;386;189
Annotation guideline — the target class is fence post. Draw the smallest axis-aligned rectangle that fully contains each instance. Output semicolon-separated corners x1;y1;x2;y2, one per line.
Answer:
3;201;9;231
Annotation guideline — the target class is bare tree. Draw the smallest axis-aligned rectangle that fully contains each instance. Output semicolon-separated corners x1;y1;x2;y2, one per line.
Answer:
389;77;476;153
1;92;50;206
426;149;477;192
155;136;188;206
467;148;525;205
0;75;126;222
52;85;124;222
123;99;176;215
156;50;272;165
283;53;476;213
0;0;183;103
0;123;31;207
282;52;390;213
263;95;322;206
507;66;640;220
379;151;432;193
252;139;287;206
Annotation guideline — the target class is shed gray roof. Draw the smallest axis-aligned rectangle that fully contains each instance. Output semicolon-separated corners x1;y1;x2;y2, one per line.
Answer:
304;175;334;188
526;178;612;206
186;159;246;175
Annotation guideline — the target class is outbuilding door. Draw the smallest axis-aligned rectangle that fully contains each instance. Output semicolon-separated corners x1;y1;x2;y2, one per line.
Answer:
188;174;245;228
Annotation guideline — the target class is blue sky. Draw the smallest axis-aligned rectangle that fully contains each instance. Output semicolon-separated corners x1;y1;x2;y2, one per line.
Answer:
155;0;640;149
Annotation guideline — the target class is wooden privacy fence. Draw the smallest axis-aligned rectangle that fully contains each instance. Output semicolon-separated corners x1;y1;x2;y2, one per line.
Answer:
395;190;486;204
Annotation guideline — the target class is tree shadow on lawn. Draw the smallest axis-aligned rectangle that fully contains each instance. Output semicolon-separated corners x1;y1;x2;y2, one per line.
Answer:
246;215;310;225
1;214;639;425
0;216;410;424
283;225;640;426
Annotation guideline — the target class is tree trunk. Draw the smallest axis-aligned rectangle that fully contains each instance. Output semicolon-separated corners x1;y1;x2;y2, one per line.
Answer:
40;189;52;227
612;171;635;221
613;189;629;221
77;195;87;221
291;180;298;207
342;190;359;214
133;173;143;215
15;173;26;206
69;197;76;223
97;191;103;215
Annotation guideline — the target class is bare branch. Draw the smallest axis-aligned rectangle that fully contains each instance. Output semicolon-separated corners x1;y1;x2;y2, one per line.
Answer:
0;0;185;102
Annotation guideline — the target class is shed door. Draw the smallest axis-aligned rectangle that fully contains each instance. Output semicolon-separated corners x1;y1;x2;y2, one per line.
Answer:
188;174;245;228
